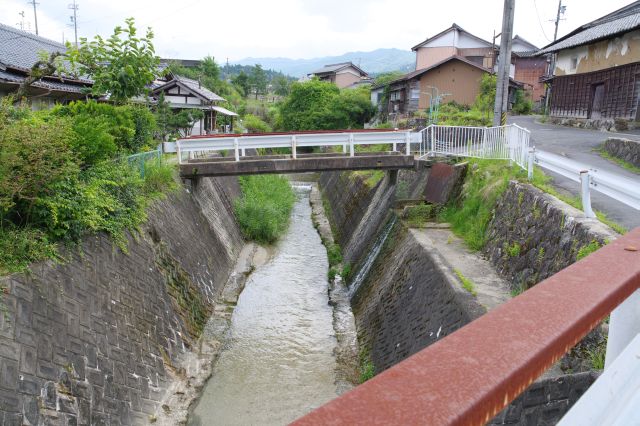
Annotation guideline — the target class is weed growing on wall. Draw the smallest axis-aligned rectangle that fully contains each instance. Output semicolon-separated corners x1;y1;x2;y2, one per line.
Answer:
453;269;477;296
576;240;602;261
234;175;296;244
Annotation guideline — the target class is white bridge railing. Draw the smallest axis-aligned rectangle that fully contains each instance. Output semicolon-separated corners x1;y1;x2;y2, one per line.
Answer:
176;130;413;163
418;123;532;171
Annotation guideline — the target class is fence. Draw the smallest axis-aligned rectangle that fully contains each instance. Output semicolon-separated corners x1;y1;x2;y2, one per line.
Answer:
127;149;162;178
418;123;532;170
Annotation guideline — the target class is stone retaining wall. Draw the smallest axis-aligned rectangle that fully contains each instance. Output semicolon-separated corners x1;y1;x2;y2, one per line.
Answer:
484;181;618;292
351;223;484;372
0;177;244;425
603;137;640;168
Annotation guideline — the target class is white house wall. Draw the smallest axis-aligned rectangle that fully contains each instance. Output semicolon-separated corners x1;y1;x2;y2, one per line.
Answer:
555;29;640;75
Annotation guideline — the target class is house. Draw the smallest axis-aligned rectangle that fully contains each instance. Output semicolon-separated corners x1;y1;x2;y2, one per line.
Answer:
308;62;370;89
150;73;237;135
511;35;547;103
411;23;495;71
538;1;640;122
0;23;92;108
376;56;494;115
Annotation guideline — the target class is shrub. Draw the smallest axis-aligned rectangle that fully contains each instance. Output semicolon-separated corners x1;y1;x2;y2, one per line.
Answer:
0;226;57;275
234;175;296;244
0;116;80;223
512;89;533;115
243;114;272;133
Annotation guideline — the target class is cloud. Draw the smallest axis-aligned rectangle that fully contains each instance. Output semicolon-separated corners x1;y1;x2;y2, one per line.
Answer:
0;0;634;61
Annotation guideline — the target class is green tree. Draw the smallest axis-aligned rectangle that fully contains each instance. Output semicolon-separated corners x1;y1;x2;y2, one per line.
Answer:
278;80;339;130
66;18;159;104
273;75;291;97
200;55;220;80
232;71;251;97
474;73;497;119
249;64;268;99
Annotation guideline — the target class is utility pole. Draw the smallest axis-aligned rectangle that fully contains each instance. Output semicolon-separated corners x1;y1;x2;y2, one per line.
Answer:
28;0;39;35
544;1;566;114
493;0;515;126
68;0;79;47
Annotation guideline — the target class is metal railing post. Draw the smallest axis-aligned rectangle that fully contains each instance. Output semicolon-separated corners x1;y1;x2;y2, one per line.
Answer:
241;148;246;157
430;125;435;156
349;134;355;157
234;138;240;161
292;135;297;159
527;147;535;181
580;170;596;218
393;141;397;152
605;289;640;368
405;131;411;155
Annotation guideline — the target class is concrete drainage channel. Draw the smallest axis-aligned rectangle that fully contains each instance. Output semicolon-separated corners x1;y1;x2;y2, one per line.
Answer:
0;163;618;425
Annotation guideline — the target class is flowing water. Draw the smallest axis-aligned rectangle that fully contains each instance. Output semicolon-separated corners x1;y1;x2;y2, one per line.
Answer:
348;216;397;300
189;187;339;426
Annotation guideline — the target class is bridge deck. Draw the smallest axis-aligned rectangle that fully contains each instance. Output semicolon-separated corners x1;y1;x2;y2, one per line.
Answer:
179;152;415;177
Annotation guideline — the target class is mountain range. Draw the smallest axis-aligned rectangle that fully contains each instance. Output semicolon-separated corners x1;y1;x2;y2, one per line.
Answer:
233;48;415;78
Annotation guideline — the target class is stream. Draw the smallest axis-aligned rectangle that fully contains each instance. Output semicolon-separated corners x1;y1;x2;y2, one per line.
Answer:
189;186;340;425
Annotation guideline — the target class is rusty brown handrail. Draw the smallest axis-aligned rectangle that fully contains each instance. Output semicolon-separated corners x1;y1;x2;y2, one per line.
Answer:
293;228;640;426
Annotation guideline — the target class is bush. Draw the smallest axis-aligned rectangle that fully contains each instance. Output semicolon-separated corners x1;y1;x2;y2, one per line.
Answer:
243;113;272;133
512;89;533;115
234;175;296;244
0;226;57;275
52;100;154;154
0;116;80;223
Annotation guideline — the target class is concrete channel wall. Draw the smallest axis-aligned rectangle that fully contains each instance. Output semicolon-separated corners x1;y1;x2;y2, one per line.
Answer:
320;167;614;425
0;177;244;425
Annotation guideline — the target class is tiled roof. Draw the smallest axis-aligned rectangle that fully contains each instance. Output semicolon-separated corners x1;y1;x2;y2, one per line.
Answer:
175;75;225;102
539;1;640;54
0;23;66;71
310;62;368;77
375;56;491;89
0;68;87;94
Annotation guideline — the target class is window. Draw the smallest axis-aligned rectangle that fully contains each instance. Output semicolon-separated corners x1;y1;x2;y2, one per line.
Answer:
570;57;578;71
410;89;420;99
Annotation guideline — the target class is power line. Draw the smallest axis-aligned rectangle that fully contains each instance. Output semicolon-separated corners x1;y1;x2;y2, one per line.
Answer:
533;0;552;42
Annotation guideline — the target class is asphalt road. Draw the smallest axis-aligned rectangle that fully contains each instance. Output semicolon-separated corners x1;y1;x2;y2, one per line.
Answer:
508;115;640;232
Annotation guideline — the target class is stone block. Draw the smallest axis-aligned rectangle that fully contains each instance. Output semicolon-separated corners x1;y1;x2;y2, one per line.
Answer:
0;340;20;361
22;395;40;425
0;358;18;391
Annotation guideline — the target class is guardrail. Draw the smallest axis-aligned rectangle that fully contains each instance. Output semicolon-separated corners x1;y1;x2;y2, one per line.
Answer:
176;130;413;163
293;228;640;425
534;150;640;215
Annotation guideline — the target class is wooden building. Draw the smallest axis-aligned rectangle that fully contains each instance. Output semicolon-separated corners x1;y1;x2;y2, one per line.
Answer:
376;56;523;115
151;74;237;135
411;24;495;71
511;35;548;104
308;62;370;89
539;1;640;121
0;23;92;108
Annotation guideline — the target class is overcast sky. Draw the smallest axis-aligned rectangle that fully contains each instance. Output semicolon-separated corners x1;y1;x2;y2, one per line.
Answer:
1;0;634;61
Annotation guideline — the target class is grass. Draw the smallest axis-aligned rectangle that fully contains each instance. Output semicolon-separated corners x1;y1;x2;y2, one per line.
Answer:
453;268;477;296
510;283;526;297
439;159;526;251
402;204;439;228
506;242;521;257
358;347;376;383
596;147;640;175
577;240;602;261
234;175;296;244
352;170;385;188
587;339;607;370
439;159;625;255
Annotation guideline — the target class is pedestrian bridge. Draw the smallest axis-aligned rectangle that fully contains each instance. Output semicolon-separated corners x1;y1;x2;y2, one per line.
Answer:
175;125;534;177
176;129;419;178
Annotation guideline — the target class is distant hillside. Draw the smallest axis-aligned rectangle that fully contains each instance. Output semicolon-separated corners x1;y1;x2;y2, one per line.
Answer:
233;48;415;78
